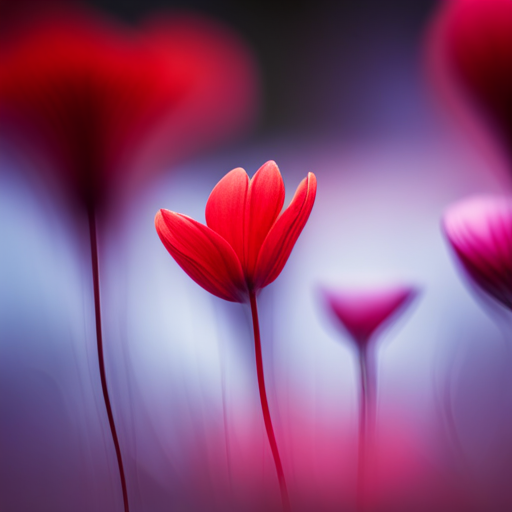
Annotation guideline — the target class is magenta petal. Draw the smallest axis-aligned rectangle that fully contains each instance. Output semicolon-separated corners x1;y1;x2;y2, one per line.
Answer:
255;172;317;288
155;209;247;302
322;286;418;346
443;195;512;309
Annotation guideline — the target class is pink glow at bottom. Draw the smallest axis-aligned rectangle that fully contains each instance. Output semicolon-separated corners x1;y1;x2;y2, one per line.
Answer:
139;400;502;512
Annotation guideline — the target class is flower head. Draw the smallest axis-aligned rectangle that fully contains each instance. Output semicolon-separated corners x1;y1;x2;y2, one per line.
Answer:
155;161;317;302
443;195;512;310
428;0;512;160
321;285;417;347
0;10;257;213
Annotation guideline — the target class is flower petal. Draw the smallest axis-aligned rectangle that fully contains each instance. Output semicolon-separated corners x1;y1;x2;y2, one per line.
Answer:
255;172;317;289
244;160;285;281
155;209;247;302
443;195;512;309
205;167;248;264
433;0;512;159
321;286;418;346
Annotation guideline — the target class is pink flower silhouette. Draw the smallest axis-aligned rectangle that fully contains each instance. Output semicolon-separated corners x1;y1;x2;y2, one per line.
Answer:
321;284;418;512
321;285;418;347
156;161;317;302
443;195;512;310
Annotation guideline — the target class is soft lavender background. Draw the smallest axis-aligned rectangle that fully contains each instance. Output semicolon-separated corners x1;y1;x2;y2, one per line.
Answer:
1;1;512;510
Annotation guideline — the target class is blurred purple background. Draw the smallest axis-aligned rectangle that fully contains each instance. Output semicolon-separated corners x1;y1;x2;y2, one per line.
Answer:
1;1;512;511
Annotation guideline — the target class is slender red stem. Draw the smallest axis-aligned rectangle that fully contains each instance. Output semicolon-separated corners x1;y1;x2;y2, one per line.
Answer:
88;208;130;512
249;290;291;512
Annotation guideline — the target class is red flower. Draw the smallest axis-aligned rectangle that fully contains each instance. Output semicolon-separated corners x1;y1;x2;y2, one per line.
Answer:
0;9;257;212
321;285;417;347
428;0;512;161
155;161;317;302
443;195;512;310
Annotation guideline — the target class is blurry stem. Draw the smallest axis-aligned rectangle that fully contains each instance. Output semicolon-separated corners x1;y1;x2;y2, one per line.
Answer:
88;207;130;512
249;290;291;512
440;353;470;472
356;343;376;512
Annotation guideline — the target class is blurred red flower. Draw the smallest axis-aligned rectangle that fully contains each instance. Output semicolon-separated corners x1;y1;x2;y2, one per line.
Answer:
443;195;512;310
155;160;317;302
428;0;512;163
0;8;258;213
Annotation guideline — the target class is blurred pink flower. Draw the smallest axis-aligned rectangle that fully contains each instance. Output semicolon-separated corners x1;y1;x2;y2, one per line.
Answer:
320;285;418;512
155;161;317;302
321;285;418;347
427;0;512;163
443;195;512;310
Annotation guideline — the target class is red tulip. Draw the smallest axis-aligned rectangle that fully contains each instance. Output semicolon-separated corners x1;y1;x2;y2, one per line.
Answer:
156;160;316;512
428;0;512;162
0;9;257;213
443;195;512;310
155;161;317;302
321;285;418;347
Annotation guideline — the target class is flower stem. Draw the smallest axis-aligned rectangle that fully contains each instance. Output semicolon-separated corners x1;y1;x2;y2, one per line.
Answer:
249;290;290;512
356;344;375;512
88;208;130;512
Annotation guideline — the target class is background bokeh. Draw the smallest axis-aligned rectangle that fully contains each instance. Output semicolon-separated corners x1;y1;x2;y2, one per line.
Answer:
1;1;511;511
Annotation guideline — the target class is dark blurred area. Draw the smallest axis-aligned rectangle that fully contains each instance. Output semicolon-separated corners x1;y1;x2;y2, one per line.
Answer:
3;0;438;139
88;0;436;138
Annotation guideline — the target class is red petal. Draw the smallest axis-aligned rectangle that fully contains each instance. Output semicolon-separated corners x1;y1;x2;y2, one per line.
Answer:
255;172;317;288
245;160;285;282
205;167;248;264
155;209;247;302
142;15;259;170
